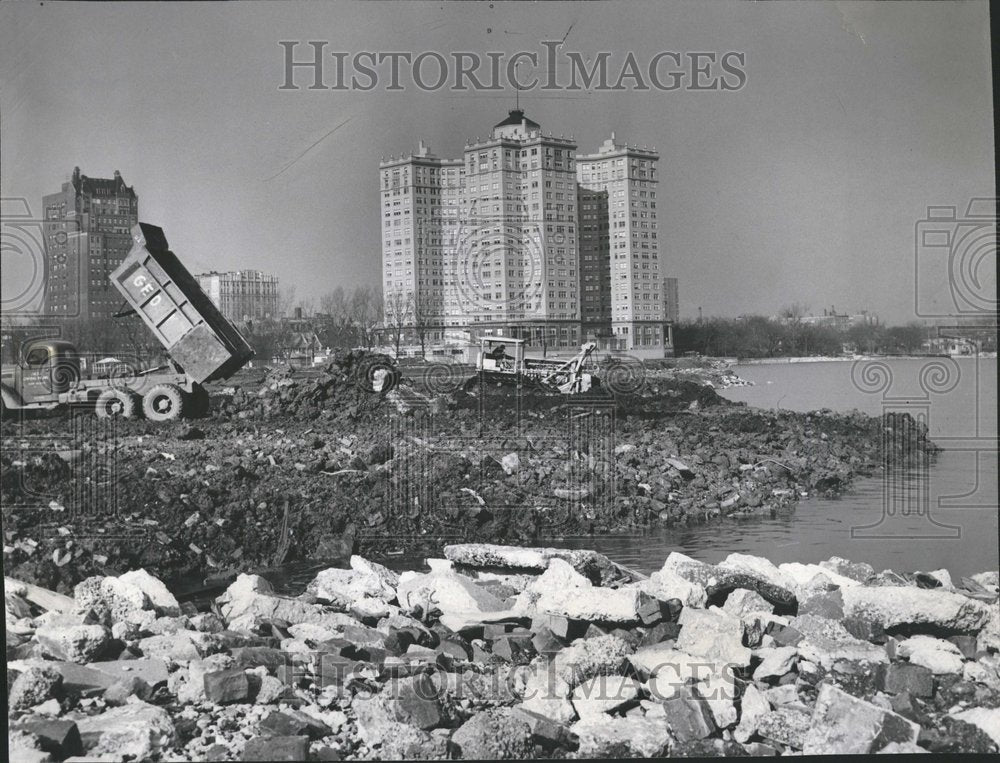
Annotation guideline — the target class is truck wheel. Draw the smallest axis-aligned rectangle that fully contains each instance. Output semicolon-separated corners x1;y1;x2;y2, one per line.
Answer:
142;384;186;422
95;389;139;419
185;383;210;418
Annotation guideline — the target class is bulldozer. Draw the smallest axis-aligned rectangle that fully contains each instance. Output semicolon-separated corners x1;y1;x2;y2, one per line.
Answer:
469;337;598;395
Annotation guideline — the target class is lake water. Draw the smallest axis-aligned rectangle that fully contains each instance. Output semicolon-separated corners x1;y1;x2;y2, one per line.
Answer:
564;357;997;579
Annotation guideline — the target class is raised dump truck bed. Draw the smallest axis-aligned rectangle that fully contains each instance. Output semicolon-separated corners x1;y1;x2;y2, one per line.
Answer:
111;223;254;384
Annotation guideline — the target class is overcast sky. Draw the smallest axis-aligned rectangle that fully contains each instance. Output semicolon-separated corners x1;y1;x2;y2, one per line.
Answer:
1;1;994;323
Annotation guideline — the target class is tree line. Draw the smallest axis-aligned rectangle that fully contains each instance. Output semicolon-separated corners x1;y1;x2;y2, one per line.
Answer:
674;314;931;358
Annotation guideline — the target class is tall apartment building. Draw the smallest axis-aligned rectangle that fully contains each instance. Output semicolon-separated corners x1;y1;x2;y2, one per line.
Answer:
664;276;680;323
577;136;664;350
196;270;280;324
42;167;138;320
380;109;581;351
379;111;670;354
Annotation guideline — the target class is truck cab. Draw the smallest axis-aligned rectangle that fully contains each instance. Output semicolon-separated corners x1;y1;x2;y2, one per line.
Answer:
3;339;81;407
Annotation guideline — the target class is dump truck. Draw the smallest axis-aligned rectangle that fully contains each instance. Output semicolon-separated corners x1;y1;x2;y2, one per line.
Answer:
469;336;598;394
0;222;254;421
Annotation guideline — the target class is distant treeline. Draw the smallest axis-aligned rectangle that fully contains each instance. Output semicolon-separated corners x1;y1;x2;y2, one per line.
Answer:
673;316;929;358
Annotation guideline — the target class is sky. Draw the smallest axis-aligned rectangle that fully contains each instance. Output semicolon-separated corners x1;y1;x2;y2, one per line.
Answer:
1;0;994;324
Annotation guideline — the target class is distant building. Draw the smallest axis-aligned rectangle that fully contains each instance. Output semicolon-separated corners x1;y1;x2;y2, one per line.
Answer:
799;308;879;329
379;111;671;355
663;277;680;323
196;270;279;324
577;135;665;352
42;167;138;320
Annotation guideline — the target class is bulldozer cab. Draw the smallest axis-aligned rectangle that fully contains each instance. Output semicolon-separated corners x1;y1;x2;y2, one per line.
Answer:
16;339;81;400
478;336;524;374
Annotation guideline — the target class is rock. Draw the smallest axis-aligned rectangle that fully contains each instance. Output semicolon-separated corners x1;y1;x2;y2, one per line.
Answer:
500;452;521;475
8;730;51;763
260;709;330;739
719;553;797;592
802;683;919;754
756;707;811;748
753;646;799;681
692;671;738;729
353;697;448;759
396;569;507;619
660;686;717;741
74;575;150;624
204;668;251;704
896;635;965;674
819;556;875;584
779;562;862;591
444;543;551;570
971;570;1000;592
799;589;846;619
103;675;152;705
35;624;111;663
307;557;398;609
571;715;673;757
676;607;751;667
920;715;998;753
640;621;682;647
723;589;774;618
231;646;289;672
217;574;359;633
840;586;992;632
75;701;174;760
632;645;720;692
571;675;640;718
242;735;309;761
14;719;82;759
137;630;212;662
510;706;578;750
171;654;233;703
451;707;534;759
492;634;536;665
790;614;888;668
735;683;770;743
954;707;1000;746
9;666;63;710
388;673;442;730
255;675;288;704
190;612;226;633
877;741;929;753
535;585;641;624
879;663;934;697
117;569;181;616
87;658;168;686
646;564;708;608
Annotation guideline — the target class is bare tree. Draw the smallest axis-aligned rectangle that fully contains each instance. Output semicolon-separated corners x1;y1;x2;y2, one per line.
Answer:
319;287;354;348
350;285;381;349
383;287;412;358
411;288;436;359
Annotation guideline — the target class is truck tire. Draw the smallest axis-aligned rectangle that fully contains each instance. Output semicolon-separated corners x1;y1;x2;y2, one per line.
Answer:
185;383;210;418
95;389;140;419
142;384;186;422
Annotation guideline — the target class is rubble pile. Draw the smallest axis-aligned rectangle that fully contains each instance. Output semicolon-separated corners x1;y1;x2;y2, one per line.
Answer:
2;353;938;593
6;546;999;760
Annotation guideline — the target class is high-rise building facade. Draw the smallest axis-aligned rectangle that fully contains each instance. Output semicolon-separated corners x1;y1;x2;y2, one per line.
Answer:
664;276;680;323
42;167;138;320
577;137;664;350
379;111;671;354
196;270;280;324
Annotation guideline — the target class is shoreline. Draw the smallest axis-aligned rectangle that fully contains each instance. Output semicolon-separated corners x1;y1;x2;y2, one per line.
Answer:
7;544;1000;759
